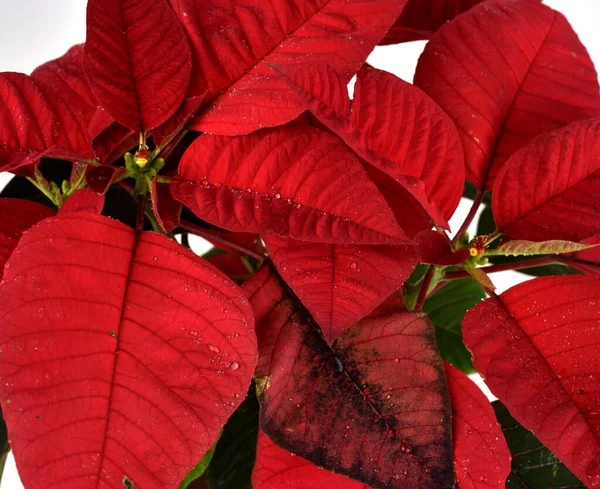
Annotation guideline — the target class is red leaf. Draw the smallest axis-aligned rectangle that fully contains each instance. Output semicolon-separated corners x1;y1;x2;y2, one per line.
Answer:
59;188;105;215
563;234;600;278
171;122;409;245
84;0;192;132
0;198;54;279
170;0;409;135
444;363;511;489
0;213;257;488
272;63;461;226
462;276;600;487
150;179;182;233
252;430;371;489
205;254;251;281
415;230;470;266
493;119;600;242
92;122;138;165
263;234;418;344
243;267;453;489
31;44;98;129
152;95;206;149
87;165;128;195
414;0;600;190
380;0;483;44
0;72;94;172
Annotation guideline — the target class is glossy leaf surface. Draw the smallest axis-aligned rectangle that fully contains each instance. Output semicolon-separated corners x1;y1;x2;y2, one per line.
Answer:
243;266;453;489
0;213;257;488
463;276;600;487
84;0;192;131
171;0;409;135
252;430;371;489
263;234;418;344
0;198;54;278
493;119;600;242
423;278;486;373
414;0;600;190
494;402;585;489
171;122;408;245
445;363;511;489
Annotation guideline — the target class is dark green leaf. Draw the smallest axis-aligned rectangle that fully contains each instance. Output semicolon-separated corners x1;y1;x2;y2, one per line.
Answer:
493;402;585;488
206;386;259;489
423;278;485;373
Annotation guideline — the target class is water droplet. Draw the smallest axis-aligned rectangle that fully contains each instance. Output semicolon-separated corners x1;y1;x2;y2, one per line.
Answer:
350;262;357;269
208;345;220;353
229;362;240;371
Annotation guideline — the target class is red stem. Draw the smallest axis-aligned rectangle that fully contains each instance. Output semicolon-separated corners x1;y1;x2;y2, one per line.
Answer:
444;256;562;280
178;220;265;262
415;267;435;311
135;195;146;232
452;190;484;246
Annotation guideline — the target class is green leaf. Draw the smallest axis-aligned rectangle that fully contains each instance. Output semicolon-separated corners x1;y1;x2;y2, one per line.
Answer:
179;433;221;489
487;239;597;257
206;386;259;489
476;206;580;277
493;402;585;488
424;278;485;373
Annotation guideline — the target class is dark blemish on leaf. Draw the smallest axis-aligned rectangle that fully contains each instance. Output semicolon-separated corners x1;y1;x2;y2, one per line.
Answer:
109;330;117;338
122;475;134;488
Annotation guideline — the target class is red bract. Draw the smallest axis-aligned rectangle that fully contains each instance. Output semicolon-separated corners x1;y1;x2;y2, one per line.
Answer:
414;0;600;190
0;72;94;172
380;0;484;44
253;430;371;489
170;0;410;135
84;0;192;132
563;234;600;278
58;188;105;215
2;0;600;487
0;213;257;488
463;276;600;487
243;267;453;489
444;363;511;489
263;234;418;344
493;119;600;242
171;121;409;245
0;199;54;278
271;63;462;227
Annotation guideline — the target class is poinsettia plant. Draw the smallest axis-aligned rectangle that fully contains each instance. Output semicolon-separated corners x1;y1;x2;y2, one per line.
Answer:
0;0;599;488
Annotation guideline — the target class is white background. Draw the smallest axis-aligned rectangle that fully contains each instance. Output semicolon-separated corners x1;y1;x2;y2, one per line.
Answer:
0;1;599;487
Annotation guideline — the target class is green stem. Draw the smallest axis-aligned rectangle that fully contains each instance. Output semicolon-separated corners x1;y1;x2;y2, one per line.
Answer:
26;177;59;207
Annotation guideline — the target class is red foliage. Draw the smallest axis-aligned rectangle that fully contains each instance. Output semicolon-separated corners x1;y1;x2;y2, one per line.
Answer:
0;214;256;488
463;276;600;486
414;0;600;190
0;0;599;487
